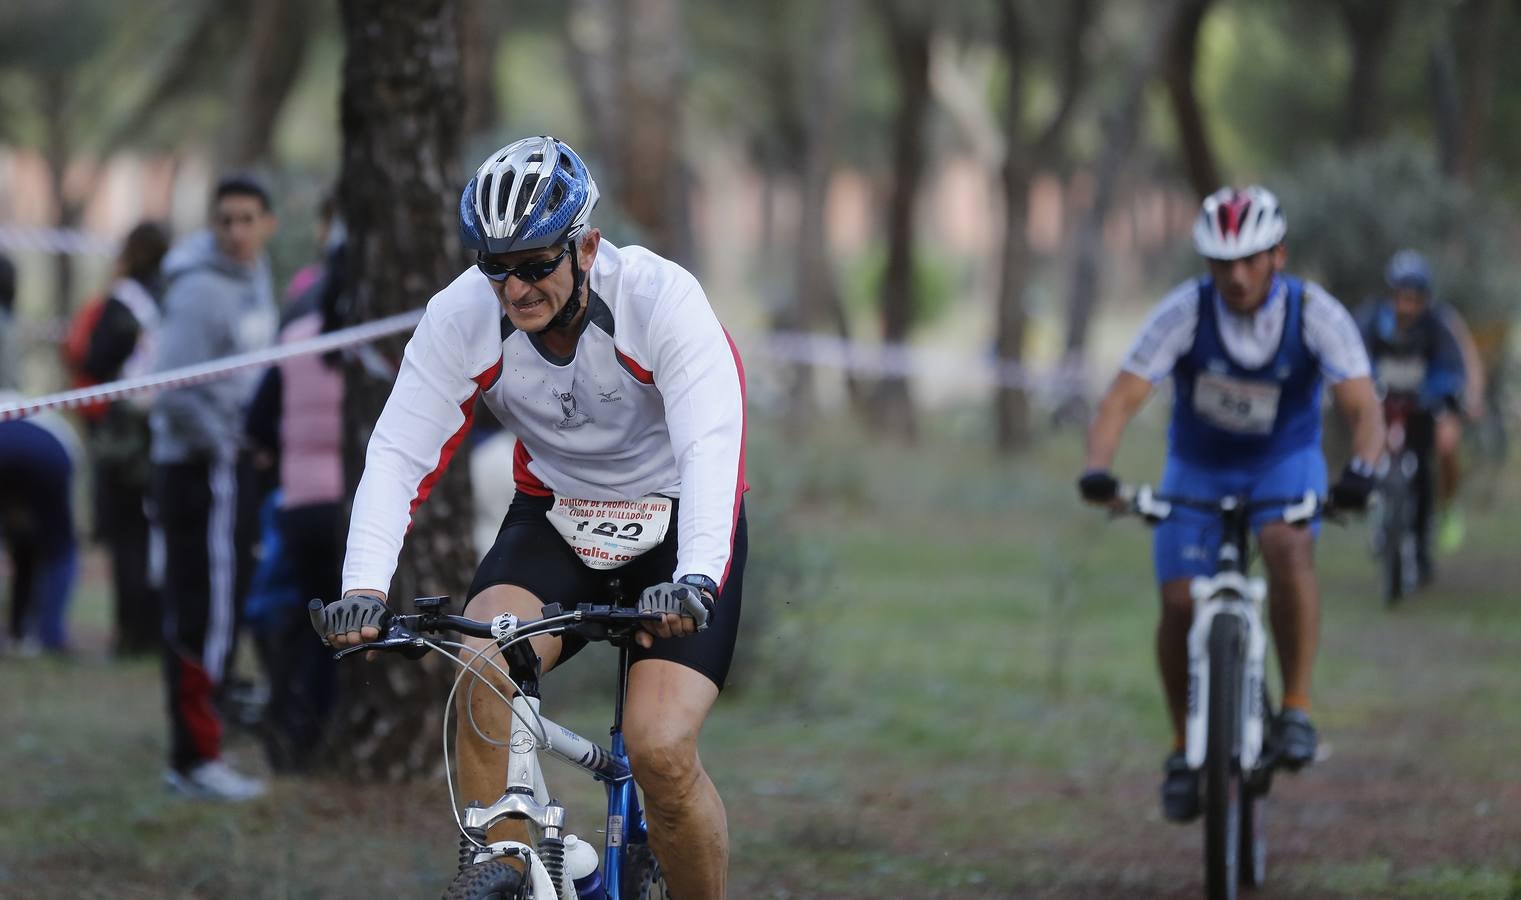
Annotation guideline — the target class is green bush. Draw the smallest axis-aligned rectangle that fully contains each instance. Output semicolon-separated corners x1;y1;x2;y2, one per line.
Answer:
1274;141;1520;324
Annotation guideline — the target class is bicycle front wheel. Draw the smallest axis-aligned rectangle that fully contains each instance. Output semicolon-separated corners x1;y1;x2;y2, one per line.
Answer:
443;861;526;900
1204;613;1243;900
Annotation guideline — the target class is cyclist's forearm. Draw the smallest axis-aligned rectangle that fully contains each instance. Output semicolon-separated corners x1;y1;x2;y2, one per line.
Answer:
1084;371;1152;470
1334;376;1384;467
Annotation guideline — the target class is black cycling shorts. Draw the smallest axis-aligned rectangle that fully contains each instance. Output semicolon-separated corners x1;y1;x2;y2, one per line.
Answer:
466;492;746;690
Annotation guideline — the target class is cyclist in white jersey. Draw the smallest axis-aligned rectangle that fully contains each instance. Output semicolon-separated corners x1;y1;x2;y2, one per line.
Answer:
1078;186;1385;822
316;136;747;897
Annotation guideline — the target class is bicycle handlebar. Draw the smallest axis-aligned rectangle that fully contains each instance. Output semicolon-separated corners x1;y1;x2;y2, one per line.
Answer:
310;598;665;662
1115;485;1334;525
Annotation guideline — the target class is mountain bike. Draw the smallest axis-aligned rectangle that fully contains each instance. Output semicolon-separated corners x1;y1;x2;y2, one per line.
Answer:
1372;392;1432;604
311;593;674;899
1120;486;1325;900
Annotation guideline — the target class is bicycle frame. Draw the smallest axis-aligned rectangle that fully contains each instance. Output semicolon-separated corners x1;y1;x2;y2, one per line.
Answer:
1184;571;1268;771
465;639;651;899
1133;488;1317;774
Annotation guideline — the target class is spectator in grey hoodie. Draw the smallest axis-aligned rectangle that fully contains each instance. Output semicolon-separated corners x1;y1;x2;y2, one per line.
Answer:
151;174;278;802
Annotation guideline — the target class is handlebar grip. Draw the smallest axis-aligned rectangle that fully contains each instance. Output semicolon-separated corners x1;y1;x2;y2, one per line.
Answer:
308;598;329;645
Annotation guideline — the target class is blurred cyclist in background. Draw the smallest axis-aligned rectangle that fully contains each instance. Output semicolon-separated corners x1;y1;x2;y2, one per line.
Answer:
1357;250;1482;565
1077;186;1384;823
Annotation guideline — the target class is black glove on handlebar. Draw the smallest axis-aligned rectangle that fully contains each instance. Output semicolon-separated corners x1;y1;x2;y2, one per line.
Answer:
1329;461;1375;511
638;581;712;631
310;594;391;646
1078;470;1119;504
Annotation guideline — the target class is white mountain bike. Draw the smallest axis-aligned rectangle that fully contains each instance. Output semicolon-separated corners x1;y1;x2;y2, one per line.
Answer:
314;594;673;899
1122;486;1325;900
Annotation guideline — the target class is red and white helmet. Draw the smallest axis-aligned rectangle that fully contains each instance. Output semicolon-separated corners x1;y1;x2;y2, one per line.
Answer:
1192;186;1286;261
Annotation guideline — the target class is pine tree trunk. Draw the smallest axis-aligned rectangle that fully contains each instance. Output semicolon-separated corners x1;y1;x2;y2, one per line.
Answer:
223;0;312;168
874;1;932;441
333;0;473;782
1164;0;1220;198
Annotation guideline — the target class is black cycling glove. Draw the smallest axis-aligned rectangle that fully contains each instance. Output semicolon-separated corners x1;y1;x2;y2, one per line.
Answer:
639;578;713;632
310;593;392;646
1078;470;1119;504
1329;459;1375;511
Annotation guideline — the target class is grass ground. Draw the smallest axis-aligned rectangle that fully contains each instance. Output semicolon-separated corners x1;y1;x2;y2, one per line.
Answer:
2;420;1518;899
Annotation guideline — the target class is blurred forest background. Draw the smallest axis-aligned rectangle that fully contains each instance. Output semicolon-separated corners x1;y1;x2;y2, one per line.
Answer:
3;1;1521;896
4;0;1520;442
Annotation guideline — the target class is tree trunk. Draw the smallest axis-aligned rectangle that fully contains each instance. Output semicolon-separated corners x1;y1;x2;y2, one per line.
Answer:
1428;39;1461;175
1163;0;1220;198
224;0;312;168
565;0;622;191
1453;0;1499;182
992;0;1095;453
459;0;504;138
42;71;79;323
619;0;692;262
1060;0;1181;374
874;2;933;440
1337;0;1397;148
335;0;472;782
790;0;863;427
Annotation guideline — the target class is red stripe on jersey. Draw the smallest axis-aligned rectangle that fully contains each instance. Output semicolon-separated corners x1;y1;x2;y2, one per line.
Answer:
512;438;552;496
407;358;503;527
719;329;749;593
616;347;655;384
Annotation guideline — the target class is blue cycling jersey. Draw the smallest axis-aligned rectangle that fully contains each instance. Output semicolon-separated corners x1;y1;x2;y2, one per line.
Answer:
1357;299;1466;410
1169;276;1323;466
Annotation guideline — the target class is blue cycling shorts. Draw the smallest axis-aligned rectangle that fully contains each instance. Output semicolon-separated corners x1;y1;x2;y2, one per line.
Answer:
1152;445;1327;584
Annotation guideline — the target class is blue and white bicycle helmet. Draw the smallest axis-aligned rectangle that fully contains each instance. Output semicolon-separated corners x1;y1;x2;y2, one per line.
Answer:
1385;249;1432;295
460;135;600;255
1192;186;1286;261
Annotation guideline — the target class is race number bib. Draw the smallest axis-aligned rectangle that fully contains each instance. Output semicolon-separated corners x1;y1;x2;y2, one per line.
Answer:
1377;356;1427;393
546;494;674;570
1193;372;1281;435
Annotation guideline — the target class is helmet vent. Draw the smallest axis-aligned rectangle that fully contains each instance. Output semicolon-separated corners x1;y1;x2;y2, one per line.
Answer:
496;173;516;222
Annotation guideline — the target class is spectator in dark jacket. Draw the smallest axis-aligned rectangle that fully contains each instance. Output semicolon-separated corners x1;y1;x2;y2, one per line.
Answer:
81;222;170;656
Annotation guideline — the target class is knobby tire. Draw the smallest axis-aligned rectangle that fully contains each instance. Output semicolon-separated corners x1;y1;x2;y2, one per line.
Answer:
1205;614;1243;900
443;861;526;900
621;843;672;899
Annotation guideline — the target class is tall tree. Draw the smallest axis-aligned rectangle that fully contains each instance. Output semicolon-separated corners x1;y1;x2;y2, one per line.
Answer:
1429;0;1501;182
1061;0;1186;371
566;0;693;263
785;0;863;427
459;0;505;139
1336;0;1398;148
335;0;473;781
1163;0;1219;198
874;0;935;440
992;0;1094;451
222;0;313;168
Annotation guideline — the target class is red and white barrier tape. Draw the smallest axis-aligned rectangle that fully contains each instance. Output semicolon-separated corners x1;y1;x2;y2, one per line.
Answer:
0;224;118;258
762;331;1093;399
2;312;1094;422
0;310;423;422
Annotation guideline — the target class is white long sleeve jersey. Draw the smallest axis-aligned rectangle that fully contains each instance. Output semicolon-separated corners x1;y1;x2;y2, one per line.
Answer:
342;241;747;598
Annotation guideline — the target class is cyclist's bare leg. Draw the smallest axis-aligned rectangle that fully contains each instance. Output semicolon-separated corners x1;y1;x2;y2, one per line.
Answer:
456;584;564;846
1258;522;1319;710
1157;578;1193;748
1435;410;1462;505
623;658;725;900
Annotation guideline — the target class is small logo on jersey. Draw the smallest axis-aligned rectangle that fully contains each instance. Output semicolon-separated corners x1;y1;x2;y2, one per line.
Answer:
1276;364;1291;379
598;389;622;403
552;387;594;430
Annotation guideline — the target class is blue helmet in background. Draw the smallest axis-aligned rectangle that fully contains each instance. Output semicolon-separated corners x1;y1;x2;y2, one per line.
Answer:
460;136;600;255
1385;249;1433;295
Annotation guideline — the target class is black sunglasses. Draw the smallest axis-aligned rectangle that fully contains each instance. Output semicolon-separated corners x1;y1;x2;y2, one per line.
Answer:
476;247;568;283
